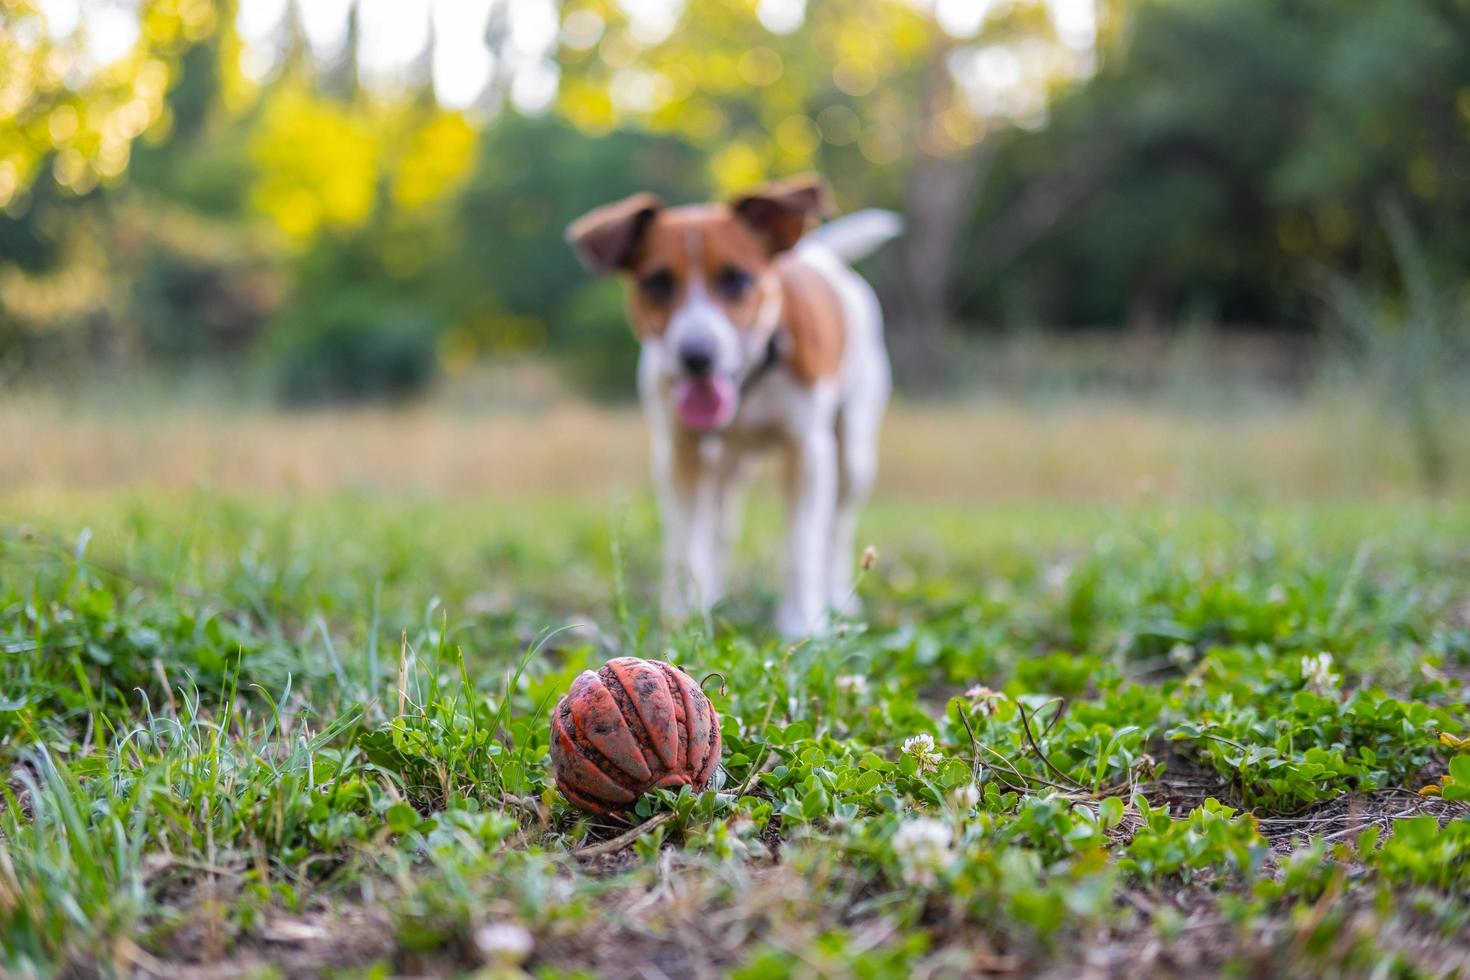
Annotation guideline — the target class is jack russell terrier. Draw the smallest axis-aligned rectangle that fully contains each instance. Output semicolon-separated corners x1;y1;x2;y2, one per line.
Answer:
566;176;900;638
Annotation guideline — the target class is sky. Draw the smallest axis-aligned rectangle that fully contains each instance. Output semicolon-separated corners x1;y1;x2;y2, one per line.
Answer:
35;0;1099;116
236;0;563;112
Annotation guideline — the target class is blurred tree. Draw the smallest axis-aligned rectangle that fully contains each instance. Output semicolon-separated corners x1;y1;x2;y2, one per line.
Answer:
3;0;1468;403
957;0;1470;340
244;87;482;400
0;0;219;208
447;114;706;397
553;0;1102;382
127;35;256;215
0;4;281;372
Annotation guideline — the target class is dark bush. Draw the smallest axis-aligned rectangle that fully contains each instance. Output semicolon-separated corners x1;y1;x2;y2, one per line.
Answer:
273;299;440;405
134;249;272;361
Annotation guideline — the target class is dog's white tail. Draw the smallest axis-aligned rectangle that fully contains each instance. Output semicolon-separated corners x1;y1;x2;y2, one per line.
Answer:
804;209;903;264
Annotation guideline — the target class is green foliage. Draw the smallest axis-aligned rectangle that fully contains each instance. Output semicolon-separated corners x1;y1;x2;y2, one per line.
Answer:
443;117;707;398
3;498;1470;973
1123;797;1268;882
963;0;1470;334
271;297;440;405
0;531;299;745
1169;686;1450;811
0;0;219;206
1421;753;1470;803
1371;815;1470;891
132;243;272;362
5;0;1470;401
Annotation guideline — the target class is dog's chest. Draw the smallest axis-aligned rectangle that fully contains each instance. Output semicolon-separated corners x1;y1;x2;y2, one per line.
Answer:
720;370;817;449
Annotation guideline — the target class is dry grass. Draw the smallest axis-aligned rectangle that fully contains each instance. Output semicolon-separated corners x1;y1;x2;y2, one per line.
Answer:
3;382;1461;503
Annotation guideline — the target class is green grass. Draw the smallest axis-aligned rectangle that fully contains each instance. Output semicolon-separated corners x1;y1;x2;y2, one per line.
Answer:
3;493;1469;977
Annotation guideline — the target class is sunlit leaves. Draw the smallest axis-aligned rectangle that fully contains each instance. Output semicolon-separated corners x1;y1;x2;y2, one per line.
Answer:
556;76;619;136
249;86;381;239
554;0;1088;193
710;141;766;194
248;85;478;241
391;110;477;211
0;0;216;207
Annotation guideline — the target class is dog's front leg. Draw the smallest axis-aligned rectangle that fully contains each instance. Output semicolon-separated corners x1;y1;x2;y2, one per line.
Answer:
777;422;838;639
652;431;724;625
651;429;693;622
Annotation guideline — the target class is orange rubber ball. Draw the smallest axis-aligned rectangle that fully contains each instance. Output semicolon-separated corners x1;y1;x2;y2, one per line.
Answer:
549;657;722;817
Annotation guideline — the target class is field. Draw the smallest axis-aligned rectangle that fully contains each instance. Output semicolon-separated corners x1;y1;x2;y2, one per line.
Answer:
3;389;1470;978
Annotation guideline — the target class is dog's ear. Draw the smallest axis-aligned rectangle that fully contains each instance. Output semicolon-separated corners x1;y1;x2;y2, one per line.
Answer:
731;175;834;254
565;193;663;274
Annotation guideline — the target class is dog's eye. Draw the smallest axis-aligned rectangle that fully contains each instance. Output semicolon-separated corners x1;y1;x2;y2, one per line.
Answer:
639;269;675;304
716;265;752;301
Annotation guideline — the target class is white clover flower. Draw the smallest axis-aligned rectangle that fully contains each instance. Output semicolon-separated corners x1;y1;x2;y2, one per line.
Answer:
891;817;953;886
1301;652;1340;693
963;685;1007;717
836;674;868;695
474;922;533;964
902;732;934;754
1167;643;1196;668
902;733;942;771
952;783;981;809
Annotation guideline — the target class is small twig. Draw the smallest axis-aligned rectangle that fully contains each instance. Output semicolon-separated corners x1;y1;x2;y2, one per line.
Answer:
141;854;243;883
1018;702;1087;789
572;810;675;861
1121;890;1157;917
973;742;1033;794
956;705;984;780
1313;808;1424;844
1039;698;1068;739
735;746;777;798
115;937;178;978
1193;729;1250;753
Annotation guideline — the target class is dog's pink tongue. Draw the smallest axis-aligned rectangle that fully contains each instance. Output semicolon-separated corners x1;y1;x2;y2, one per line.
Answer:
674;376;735;432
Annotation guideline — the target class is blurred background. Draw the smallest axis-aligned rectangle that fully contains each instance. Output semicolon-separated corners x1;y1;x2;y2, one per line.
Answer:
1;0;1468;502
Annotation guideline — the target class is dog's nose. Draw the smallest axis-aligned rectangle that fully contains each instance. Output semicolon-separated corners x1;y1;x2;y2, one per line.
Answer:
678;339;714;377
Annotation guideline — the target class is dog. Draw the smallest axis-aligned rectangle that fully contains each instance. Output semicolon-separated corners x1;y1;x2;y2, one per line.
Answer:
566;176;900;637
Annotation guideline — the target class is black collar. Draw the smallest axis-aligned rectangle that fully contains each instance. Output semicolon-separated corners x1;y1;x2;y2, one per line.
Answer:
740;331;782;395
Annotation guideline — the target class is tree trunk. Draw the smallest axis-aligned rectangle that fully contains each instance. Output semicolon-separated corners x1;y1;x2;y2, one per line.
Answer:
891;121;1124;387
889;147;986;387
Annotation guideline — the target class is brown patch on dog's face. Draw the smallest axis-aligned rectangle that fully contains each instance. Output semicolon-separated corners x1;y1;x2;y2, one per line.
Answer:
564;193;663;275
731;175;834;254
621;207;774;340
565;176;834;342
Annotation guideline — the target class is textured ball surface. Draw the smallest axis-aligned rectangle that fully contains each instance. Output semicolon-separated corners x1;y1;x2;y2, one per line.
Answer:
549;657;722;817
